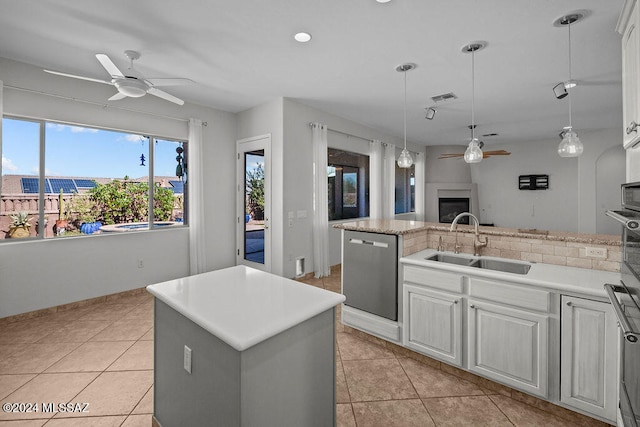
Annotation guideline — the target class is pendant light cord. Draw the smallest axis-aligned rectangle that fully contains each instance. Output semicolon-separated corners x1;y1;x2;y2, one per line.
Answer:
403;70;407;150
568;22;572;129
471;48;475;141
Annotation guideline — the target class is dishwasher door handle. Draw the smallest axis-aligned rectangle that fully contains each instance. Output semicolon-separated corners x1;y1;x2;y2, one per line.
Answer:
348;238;389;248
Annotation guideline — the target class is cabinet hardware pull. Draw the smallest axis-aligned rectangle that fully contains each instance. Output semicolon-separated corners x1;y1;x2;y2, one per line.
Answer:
454;300;458;304
566;301;572;306
627;121;638;135
470;304;475;309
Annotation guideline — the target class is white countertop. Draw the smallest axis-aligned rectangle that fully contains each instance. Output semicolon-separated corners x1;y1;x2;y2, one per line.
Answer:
402;249;621;299
146;265;345;351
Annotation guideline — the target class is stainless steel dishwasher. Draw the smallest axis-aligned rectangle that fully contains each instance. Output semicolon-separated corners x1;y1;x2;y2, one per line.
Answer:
342;230;398;321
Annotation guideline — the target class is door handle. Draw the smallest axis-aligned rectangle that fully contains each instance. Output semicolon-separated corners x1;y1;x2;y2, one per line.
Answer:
626;121;638;135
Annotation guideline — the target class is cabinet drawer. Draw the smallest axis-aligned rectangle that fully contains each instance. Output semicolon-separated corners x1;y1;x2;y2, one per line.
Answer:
469;278;550;312
403;266;463;293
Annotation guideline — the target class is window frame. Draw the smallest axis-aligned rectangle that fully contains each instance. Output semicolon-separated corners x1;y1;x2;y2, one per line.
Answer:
327;147;370;221
1;114;188;242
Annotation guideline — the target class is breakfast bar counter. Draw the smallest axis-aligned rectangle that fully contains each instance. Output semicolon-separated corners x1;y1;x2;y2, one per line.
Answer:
147;265;345;427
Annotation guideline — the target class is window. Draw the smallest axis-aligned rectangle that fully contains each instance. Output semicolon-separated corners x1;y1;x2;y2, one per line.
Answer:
328;148;369;220
1;117;187;240
395;163;415;214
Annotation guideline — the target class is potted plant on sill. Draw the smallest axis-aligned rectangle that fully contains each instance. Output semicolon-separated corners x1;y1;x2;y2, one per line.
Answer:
8;211;32;238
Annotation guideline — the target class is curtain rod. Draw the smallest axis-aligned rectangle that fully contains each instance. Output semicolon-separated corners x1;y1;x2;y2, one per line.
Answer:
5;84;206;125
308;122;420;155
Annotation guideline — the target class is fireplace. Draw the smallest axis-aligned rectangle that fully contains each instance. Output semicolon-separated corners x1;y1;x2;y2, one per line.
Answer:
439;198;470;224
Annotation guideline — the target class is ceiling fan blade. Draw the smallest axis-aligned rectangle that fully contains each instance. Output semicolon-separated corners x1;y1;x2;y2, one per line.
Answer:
96;54;124;78
483;150;511;156
438;153;464;159
145;78;194;87
44;69;112;85
108;92;127;101
148;87;184;105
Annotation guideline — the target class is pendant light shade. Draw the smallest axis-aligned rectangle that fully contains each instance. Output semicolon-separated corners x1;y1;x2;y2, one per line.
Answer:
462;42;486;164
555;13;584;158
396;63;416;168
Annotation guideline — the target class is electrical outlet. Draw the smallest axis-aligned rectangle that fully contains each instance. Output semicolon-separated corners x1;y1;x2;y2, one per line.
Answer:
184;345;192;374
585;247;607;259
138;259;144;268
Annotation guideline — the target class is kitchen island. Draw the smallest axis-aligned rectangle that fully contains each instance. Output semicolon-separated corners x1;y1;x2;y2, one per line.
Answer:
147;265;345;427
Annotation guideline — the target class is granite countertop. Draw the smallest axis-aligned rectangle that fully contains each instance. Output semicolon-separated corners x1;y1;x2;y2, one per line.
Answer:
334;219;621;246
146;265;345;351
402;248;621;299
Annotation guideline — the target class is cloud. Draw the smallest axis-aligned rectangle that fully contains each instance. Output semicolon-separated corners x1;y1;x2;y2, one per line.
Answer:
2;156;18;172
124;134;147;143
46;123;99;133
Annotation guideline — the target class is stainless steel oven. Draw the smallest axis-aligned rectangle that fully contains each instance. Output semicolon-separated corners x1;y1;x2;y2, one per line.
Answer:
605;181;640;427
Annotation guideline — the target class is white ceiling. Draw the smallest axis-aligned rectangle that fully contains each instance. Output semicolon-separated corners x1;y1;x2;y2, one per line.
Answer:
0;0;625;147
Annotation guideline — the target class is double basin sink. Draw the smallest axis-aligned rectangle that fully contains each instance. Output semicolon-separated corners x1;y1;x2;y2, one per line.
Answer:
425;253;532;275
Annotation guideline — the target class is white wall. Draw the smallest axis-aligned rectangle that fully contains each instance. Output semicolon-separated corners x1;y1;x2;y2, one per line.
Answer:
425;145;472;183
0;57;237;317
628;145;640;182
470;128;623;233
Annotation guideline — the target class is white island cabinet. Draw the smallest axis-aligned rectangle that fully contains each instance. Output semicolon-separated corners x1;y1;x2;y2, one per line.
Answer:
147;265;345;427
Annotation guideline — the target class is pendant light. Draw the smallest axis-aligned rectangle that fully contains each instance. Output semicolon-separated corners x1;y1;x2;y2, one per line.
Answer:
462;42;486;164
396;63;416;168
556;13;584;157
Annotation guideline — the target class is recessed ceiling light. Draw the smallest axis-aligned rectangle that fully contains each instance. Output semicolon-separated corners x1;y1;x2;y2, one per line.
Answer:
376;0;392;3
294;32;312;43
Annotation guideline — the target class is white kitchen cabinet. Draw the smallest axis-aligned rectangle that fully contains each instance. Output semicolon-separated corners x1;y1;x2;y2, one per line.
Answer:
403;284;462;366
619;0;640;148
467;300;549;398
560;295;618;423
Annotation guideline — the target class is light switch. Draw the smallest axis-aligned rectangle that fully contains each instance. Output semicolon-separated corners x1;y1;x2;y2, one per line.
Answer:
184;345;192;374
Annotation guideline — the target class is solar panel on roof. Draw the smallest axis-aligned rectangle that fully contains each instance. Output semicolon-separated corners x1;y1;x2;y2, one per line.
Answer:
74;179;97;188
169;180;184;194
21;177;40;193
48;178;78;194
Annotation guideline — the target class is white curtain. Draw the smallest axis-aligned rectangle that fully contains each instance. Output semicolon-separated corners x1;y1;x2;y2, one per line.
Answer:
188;118;206;275
382;143;396;219
414;152;425;221
369;139;383;219
311;122;330;278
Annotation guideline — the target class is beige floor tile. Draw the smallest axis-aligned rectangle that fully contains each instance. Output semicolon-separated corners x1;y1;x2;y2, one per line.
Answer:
399;357;485;398
352;399;435;427
121;414;153;427
0;343;80;374
107;341;153;371
0;373;98;421
0;374;36;400
120;305;153;321
62;370;153;417
45;341;134;373
337;333;395;361
343;359;417;402
336;404;356;427
0;420;47;426
89;320;153;342
138;329;153;341
43;416;126;426
76;304;137;322
131;387;153;415
0;321;67;344
336;358;350;404
422;395;512;426
489;394;579;426
36;321;112;344
0;344;29;360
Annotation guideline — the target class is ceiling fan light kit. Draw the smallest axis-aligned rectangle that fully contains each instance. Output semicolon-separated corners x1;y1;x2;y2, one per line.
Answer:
396;62;416;168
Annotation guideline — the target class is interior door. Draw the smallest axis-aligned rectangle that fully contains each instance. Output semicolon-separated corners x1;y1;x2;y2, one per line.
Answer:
236;135;271;272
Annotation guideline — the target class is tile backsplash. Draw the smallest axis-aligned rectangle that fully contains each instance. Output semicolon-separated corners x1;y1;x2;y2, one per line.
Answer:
403;227;621;273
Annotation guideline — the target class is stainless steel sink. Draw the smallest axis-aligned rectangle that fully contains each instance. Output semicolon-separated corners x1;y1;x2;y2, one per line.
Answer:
425;253;531;275
469;258;531;275
425;253;476;266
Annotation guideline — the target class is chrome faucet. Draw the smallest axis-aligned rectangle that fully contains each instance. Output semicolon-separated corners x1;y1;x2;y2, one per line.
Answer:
449;212;488;256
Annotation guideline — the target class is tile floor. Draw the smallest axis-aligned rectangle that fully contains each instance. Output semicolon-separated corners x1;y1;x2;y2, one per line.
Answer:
0;267;606;426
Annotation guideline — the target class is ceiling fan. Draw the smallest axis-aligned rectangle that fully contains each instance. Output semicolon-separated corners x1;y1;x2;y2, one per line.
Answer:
438;140;511;160
44;50;192;105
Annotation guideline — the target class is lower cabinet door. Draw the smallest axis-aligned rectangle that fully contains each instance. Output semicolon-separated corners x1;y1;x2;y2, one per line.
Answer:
560;295;617;422
403;284;462;366
468;300;548;398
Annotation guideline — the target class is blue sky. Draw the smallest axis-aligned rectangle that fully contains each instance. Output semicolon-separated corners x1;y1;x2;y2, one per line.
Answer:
2;118;184;179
